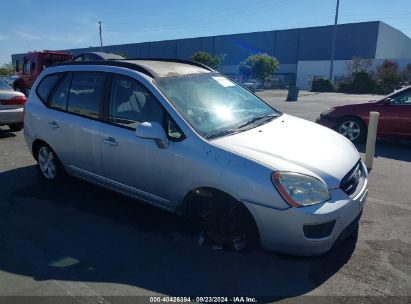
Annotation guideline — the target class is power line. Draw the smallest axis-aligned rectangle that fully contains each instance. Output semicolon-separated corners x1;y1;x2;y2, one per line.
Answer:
107;0;304;32
110;0;274;26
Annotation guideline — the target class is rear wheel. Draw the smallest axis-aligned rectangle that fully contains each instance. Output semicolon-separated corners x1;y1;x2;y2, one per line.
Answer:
337;117;366;143
8;123;23;132
36;145;64;181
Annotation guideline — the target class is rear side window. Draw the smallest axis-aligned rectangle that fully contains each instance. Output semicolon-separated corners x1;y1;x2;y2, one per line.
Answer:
36;73;62;103
67;72;106;119
49;74;71;111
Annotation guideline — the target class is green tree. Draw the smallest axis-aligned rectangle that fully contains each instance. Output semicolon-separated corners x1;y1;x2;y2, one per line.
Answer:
239;53;279;83
401;63;411;84
238;61;251;79
0;63;15;76
345;57;373;76
376;60;402;94
190;51;221;70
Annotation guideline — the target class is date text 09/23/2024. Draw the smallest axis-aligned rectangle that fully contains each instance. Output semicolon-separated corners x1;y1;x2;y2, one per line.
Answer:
149;296;258;303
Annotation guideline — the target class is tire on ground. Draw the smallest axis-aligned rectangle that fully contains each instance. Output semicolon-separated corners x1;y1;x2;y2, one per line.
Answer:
35;143;65;182
336;116;367;143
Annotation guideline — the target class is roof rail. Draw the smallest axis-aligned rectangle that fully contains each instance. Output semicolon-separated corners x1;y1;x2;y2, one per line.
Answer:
51;60;155;78
109;58;215;72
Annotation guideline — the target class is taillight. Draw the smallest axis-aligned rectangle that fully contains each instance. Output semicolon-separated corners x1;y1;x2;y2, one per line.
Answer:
0;95;27;105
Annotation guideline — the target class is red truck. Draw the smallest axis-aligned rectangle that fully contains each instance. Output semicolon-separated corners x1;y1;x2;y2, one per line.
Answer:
13;51;73;96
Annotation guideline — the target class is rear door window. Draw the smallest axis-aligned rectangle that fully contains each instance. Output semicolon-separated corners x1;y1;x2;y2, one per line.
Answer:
49;74;72;111
36;73;62;103
67;72;107;119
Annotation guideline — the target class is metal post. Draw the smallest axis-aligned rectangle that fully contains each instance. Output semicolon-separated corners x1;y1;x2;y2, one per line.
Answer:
329;0;340;83
364;112;379;170
99;21;103;52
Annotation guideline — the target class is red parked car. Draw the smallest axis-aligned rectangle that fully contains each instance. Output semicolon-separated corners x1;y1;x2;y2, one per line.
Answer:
316;86;411;143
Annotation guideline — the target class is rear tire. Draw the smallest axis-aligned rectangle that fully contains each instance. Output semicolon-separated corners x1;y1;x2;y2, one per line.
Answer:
8;123;23;132
337;117;366;143
36;144;65;181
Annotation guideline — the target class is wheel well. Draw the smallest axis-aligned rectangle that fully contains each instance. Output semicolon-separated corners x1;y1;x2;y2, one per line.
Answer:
32;139;48;161
180;187;260;241
337;115;366;127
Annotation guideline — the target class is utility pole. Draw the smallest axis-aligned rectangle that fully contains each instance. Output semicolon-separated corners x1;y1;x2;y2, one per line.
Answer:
99;21;103;52
329;0;340;83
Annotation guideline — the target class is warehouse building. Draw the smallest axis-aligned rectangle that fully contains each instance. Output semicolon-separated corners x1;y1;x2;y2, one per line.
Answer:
11;21;411;89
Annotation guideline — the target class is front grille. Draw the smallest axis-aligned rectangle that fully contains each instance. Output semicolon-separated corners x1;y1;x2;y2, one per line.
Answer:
340;161;363;196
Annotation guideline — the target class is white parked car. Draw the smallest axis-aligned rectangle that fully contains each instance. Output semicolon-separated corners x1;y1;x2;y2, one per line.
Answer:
0;79;26;132
23;59;368;255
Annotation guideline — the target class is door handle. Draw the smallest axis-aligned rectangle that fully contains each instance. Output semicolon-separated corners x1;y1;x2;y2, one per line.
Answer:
103;137;118;146
48;121;59;129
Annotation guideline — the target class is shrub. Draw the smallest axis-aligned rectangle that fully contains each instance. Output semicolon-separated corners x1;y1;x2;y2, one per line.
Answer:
338;71;378;94
311;77;335;92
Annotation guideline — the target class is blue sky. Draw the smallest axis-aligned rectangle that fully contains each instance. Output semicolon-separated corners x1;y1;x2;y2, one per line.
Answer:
0;0;410;65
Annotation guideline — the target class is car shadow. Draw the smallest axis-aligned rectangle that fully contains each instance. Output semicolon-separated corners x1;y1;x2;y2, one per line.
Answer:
355;139;411;163
0;165;358;300
0;128;16;139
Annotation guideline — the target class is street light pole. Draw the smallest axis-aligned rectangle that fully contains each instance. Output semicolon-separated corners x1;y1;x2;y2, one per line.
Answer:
99;21;103;52
329;0;340;83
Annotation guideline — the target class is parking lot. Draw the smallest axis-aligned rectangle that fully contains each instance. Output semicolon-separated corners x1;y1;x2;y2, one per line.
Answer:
0;90;410;303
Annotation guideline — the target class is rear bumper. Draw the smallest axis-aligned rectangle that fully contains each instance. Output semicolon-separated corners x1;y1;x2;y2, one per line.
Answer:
244;167;368;256
316;116;337;129
0;108;24;125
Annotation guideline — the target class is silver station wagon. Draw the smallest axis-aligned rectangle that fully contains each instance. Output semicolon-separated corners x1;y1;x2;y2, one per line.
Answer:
24;59;368;255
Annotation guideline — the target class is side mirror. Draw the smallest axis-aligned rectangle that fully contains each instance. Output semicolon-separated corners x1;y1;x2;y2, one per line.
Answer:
383;98;392;105
135;121;168;149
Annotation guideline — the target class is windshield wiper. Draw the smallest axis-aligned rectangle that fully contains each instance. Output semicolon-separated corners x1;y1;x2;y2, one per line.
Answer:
205;113;280;140
237;113;279;129
205;129;241;140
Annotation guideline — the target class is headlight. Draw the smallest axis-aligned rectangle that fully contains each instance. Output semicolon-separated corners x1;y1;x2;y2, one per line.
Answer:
272;172;330;207
320;107;335;118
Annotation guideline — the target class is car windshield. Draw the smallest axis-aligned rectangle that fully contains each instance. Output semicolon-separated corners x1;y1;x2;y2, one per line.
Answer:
155;73;281;139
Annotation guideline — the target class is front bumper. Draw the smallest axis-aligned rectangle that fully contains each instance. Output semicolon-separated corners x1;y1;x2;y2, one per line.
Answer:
0;108;24;125
244;166;368;256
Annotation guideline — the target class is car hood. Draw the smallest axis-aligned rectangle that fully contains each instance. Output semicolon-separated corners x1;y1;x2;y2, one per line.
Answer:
334;101;377;110
212;114;360;189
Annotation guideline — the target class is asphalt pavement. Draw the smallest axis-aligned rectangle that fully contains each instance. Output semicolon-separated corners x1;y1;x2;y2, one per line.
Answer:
0;90;410;303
